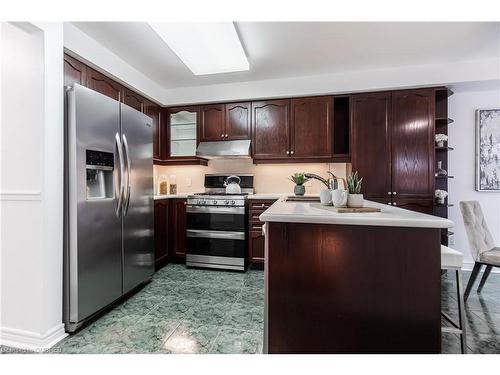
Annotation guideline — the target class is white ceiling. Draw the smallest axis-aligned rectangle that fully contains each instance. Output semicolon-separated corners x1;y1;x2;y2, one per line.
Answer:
72;22;499;90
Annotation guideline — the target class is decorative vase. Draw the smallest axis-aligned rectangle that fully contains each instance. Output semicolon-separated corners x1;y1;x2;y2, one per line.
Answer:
294;184;305;196
436;141;444;148
436;161;448;176
347;193;364;208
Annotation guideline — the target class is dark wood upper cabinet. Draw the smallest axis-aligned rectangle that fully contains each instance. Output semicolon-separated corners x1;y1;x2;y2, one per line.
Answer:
200;104;225;141
391;89;435;198
252;99;290;160
123;87;145;112
64;54;87;86
225;102;251;140
350;92;392;199
144;100;163;160
290;96;332;159
87;67;124;102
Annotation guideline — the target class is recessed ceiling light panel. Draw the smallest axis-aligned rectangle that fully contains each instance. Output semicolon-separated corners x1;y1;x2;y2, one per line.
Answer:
149;22;249;75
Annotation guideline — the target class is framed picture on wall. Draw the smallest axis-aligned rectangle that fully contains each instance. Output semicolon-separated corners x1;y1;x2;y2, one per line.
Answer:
476;108;500;191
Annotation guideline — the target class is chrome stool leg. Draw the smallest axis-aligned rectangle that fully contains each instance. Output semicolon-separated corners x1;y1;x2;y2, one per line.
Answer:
441;267;467;354
456;269;467;354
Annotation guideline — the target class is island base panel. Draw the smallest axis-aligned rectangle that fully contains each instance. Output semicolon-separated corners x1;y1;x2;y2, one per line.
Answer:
266;222;441;354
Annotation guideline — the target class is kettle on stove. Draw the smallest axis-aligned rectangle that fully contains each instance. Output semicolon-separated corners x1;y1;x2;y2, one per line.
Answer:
224;175;241;194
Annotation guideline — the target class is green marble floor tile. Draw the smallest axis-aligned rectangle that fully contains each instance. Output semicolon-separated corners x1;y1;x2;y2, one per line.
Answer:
202;287;242;304
120;293;166;314
185;300;235;326
243;271;264;289
466;333;500;354
147;297;195;320
122;316;180;354
223;302;264;332
210;328;263;354
163;321;220;354
237;287;264;307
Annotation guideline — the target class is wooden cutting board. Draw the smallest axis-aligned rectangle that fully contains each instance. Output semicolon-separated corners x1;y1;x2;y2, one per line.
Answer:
336;207;381;213
311;203;381;213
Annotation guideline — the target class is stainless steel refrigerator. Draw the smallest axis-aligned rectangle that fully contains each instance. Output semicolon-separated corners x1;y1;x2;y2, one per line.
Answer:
64;83;154;332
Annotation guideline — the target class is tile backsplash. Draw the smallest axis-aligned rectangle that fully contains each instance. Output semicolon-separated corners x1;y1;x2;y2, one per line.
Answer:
154;159;347;195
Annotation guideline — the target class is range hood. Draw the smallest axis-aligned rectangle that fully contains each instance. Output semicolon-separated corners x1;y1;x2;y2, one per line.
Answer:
196;140;251;159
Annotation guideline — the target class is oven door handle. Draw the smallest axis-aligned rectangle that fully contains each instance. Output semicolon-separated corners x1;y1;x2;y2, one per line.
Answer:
186;206;245;215
186;229;245;240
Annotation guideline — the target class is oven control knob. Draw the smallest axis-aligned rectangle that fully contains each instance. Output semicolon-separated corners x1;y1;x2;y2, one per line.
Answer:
224;200;229;205
230;200;235;205
213;200;218;205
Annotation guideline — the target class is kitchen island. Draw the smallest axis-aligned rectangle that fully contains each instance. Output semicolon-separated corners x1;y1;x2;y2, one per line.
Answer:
260;198;453;354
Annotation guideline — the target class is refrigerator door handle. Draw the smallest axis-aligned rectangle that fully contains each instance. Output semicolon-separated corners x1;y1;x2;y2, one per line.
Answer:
122;133;132;216
115;132;125;217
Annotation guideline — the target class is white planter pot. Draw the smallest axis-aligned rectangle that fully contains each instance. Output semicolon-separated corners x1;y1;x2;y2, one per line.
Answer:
347;194;364;208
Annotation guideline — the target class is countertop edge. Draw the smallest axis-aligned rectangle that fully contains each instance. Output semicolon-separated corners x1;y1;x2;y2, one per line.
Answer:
259;198;454;229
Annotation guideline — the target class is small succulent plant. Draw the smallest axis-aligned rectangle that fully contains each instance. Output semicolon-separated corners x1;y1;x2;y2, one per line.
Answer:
289;173;309;186
347;171;363;194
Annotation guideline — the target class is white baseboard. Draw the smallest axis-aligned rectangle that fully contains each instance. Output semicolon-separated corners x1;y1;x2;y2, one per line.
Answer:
1;323;67;351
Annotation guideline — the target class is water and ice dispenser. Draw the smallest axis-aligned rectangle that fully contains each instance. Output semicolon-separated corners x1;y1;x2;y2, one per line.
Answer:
86;150;114;199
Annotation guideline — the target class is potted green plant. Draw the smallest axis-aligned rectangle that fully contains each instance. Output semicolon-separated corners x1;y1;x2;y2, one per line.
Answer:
346;171;364;207
289;173;309;196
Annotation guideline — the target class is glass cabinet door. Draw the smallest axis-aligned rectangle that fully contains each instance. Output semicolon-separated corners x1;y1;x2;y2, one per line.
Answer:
170;110;197;157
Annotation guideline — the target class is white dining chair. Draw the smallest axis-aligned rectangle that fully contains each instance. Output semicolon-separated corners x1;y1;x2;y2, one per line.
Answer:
459;201;500;300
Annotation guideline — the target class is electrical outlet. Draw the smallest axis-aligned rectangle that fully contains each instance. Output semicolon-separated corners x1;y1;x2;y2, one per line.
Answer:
448;234;455;246
186;177;192;187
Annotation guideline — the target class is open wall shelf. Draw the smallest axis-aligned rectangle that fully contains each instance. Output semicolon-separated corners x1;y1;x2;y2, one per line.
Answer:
433;87;454;246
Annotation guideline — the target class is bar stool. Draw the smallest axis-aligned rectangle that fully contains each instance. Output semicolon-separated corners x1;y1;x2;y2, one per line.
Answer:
441;245;467;354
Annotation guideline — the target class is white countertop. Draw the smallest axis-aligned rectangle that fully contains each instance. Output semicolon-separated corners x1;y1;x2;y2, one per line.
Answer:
247;193;285;200
259;197;454;229
154;194;190;200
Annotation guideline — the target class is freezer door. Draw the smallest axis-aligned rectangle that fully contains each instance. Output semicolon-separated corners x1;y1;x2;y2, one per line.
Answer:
66;84;123;325
121;104;154;294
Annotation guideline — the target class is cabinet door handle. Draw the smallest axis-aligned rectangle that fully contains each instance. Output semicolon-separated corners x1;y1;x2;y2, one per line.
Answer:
393;192;397;195
225;134;229;138
388;191;392;195
260;204;265;208
388;202;392;205
290;150;295;155
286;151;290;155
393;202;397;206
221;134;224;138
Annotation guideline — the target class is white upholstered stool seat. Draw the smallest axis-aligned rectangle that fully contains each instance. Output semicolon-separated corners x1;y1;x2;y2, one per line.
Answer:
479;247;500;266
441;245;463;269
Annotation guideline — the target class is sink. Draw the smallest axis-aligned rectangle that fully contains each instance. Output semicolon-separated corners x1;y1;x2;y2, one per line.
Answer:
285;196;320;202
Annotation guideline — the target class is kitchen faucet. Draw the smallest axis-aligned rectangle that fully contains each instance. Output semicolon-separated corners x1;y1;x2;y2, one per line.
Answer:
304;172;338;189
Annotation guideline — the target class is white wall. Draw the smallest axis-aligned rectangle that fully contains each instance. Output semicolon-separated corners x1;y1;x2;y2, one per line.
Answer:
448;86;500;270
0;22;66;349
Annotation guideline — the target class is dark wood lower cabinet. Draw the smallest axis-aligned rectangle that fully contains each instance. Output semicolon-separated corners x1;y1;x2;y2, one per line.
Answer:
154;199;170;270
248;199;277;265
154;198;187;269
266;222;441;353
170;198;187;261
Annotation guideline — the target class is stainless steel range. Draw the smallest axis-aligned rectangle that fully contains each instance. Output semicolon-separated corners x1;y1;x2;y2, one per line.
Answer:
186;174;254;271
